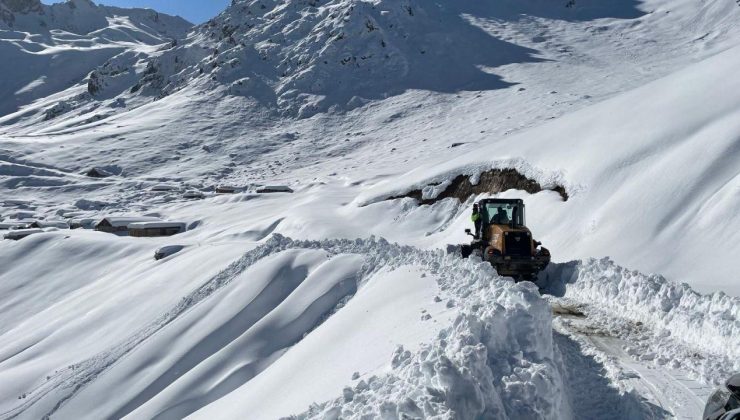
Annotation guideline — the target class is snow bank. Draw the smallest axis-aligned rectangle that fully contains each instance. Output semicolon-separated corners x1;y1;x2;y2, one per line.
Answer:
1;234;569;420
541;257;740;379
356;157;570;206
192;235;568;420
292;280;567;420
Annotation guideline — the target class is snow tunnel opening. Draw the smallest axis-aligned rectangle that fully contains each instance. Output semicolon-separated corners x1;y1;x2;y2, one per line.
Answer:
389;168;569;205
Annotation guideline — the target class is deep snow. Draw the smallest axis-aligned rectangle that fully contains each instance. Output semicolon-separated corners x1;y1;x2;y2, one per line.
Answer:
1;0;739;418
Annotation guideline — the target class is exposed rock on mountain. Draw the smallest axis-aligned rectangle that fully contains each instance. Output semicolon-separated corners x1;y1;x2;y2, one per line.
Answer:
0;0;192;117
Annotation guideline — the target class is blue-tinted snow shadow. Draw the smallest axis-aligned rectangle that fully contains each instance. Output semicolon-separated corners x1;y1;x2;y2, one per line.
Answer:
536;260;580;297
554;331;672;419
267;0;644;116
462;0;646;22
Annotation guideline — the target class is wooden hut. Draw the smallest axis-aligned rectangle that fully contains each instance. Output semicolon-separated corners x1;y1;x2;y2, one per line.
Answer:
151;184;178;192
4;229;43;240
128;221;186;237
95;216;161;235
30;220;70;229
216;185;237;194
256;185;293;193
183;190;205;199
0;222;30;230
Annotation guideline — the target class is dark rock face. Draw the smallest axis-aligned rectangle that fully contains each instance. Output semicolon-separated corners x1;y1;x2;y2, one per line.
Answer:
390;168;569;205
85;167;113;178
1;0;42;14
0;0;42;27
87;71;103;95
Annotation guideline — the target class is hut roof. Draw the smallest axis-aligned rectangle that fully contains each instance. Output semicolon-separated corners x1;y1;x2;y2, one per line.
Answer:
31;220;70;229
151;184;178;192
0;222;30;230
97;216;161;228
256;185;293;193
128;221;186;230
85;167;113;178
4;229;43;239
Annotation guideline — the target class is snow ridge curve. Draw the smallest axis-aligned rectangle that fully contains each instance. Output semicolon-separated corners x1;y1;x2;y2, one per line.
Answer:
2;234;568;420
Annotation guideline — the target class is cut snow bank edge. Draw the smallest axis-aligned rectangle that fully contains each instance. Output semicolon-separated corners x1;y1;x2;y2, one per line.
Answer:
193;234;569;420
541;257;740;367
355;158;572;206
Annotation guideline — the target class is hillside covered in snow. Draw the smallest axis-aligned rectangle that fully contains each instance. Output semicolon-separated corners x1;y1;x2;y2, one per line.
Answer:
0;0;191;118
0;0;739;419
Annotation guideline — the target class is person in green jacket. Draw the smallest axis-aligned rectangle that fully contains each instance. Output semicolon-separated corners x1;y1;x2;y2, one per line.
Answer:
471;203;482;239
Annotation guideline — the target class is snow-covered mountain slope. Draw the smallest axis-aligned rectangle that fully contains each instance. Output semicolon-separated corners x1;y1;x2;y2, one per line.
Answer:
0;0;739;419
2;0;738;292
4;0;740;129
358;44;740;294
0;0;191;117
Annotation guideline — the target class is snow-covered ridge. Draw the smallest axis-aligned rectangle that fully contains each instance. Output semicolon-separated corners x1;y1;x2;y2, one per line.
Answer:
119;0;641;118
0;0;190;35
181;234;567;419
0;0;192;119
133;0;538;116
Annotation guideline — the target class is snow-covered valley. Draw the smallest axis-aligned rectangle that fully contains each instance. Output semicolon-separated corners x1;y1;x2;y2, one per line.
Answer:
1;0;739;418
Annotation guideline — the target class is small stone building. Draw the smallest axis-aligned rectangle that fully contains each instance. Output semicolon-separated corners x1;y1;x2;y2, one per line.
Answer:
216;185;237;194
128;222;186;237
95;217;161;235
4;229;43;240
256;185;293;193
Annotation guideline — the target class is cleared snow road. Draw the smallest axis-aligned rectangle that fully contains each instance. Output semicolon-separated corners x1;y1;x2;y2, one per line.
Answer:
552;302;715;420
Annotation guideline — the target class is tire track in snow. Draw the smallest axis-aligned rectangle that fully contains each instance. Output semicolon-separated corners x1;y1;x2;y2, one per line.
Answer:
586;335;710;419
552;303;716;419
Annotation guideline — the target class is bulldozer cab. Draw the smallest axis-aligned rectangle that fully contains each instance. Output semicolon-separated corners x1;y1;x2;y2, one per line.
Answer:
461;198;549;281
479;199;525;238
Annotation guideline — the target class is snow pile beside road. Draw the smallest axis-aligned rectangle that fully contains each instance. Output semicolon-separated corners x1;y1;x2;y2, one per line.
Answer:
542;257;740;381
296;283;566;420
183;234;568;419
283;243;567;419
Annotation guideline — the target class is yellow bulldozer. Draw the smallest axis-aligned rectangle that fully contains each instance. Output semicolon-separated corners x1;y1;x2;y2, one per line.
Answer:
461;198;550;281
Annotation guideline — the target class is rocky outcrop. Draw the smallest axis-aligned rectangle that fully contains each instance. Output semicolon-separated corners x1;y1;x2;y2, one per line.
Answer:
129;0;540;117
390;168;569;205
0;0;42;27
1;0;41;13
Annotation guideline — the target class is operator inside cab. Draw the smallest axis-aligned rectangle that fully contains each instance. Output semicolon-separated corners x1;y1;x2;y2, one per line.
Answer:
493;207;510;225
